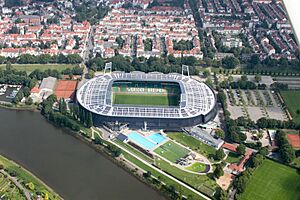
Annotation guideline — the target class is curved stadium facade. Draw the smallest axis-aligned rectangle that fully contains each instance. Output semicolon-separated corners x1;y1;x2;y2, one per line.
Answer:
77;71;217;129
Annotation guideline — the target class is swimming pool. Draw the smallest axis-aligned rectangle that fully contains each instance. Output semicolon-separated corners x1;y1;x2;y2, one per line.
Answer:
127;132;156;150
147;133;167;144
127;132;167;150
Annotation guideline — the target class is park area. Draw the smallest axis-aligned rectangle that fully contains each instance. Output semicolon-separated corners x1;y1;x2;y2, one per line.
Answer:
0;155;61;200
154;141;189;163
185;162;207;173
241;159;300;200
280;90;300;122
0;64;76;73
0;173;26;200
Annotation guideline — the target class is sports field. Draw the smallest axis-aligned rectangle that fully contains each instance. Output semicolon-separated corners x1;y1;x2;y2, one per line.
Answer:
241;159;300;200
280;90;300;122
154;141;189;163
112;81;180;107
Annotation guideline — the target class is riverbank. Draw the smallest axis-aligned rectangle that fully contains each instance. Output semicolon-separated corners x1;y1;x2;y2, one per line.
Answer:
0;108;165;200
0;101;37;111
0;154;62;200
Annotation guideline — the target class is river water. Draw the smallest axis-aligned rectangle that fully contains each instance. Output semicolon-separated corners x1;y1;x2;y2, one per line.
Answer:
0;108;165;200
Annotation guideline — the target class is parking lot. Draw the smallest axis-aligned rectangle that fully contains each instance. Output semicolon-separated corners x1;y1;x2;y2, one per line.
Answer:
225;88;287;122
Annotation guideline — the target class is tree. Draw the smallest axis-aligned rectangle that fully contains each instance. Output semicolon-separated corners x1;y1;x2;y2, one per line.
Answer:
215;149;225;160
213;164;224;178
250;154;264;168
240;75;248;82
255;74;262;83
86;112;93;128
25;97;33;105
5;0;22;7
237;144;246;155
5;62;12;71
203;70;210;78
215;129;225;139
258;147;269;157
222;56;240;69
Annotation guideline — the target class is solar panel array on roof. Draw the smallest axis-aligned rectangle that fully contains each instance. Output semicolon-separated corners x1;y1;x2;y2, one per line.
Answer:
77;71;215;119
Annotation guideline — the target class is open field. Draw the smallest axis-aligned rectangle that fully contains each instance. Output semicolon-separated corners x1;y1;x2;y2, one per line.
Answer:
185;162;207;173
167;132;216;158
154;141;189;163
0;64;76;73
241;159;300;200
280;90;300;122
0;155;61;200
113;93;179;106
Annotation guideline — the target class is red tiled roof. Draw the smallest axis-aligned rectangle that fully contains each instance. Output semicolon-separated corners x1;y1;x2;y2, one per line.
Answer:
222;142;237;152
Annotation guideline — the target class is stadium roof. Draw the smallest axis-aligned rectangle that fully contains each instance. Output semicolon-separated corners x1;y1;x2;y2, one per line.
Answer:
77;71;216;119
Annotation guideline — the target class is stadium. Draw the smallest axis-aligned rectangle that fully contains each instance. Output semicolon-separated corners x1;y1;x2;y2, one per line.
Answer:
77;71;217;129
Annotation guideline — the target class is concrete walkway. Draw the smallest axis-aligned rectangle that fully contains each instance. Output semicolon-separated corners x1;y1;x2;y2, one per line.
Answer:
111;140;211;200
0;170;31;200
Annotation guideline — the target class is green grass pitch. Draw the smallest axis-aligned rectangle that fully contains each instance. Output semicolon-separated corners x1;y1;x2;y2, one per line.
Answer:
280;90;300;122
240;159;300;200
154;141;189;163
112;81;181;106
113;93;179;106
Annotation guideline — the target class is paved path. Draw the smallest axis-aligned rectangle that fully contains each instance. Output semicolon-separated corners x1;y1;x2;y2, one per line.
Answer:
0;170;31;200
111;140;211;200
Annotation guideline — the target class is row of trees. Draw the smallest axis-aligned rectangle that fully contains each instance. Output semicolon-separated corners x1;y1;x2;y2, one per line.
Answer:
0;63;37;87
234;154;265;195
0;54;83;65
86;55;200;75
275;130;296;163
28;66;83;81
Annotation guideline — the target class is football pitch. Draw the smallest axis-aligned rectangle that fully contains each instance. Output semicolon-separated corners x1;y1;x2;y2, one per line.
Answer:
240;159;300;200
112;81;181;106
154;141;190;163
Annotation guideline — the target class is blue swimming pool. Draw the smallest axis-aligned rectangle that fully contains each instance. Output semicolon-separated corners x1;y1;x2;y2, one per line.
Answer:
127;132;156;150
147;133;167;144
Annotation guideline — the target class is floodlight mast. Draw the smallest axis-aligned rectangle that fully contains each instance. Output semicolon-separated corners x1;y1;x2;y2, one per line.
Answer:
182;65;190;77
104;62;112;74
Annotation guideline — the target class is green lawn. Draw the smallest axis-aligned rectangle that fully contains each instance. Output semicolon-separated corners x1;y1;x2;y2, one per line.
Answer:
225;152;243;164
166;132;216;158
241;159;300;200
155;158;217;197
154;141;189;163
280;90;300;122
113;93;179;106
0;64;76;73
121;151;205;200
185;162;207;173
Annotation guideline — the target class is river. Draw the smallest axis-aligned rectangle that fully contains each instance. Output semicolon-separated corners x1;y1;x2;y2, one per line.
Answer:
0;108;165;200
